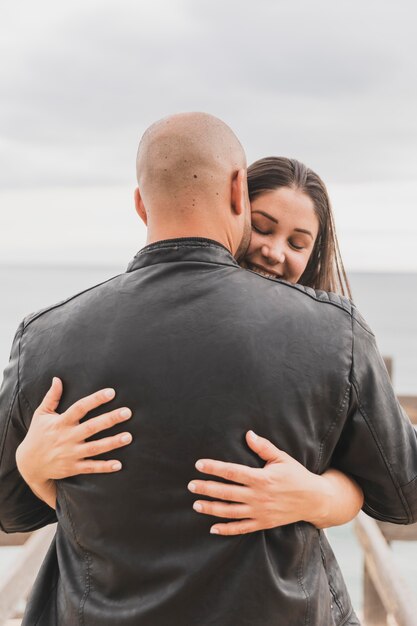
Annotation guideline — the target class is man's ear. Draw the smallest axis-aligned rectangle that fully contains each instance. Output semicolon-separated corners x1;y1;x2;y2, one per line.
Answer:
231;168;247;216
134;187;147;225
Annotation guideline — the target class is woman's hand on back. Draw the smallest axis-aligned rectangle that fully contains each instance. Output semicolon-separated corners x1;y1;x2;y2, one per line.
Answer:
15;378;133;509
188;430;364;535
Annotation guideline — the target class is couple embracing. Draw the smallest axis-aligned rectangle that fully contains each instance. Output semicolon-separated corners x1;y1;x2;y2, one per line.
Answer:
1;112;417;625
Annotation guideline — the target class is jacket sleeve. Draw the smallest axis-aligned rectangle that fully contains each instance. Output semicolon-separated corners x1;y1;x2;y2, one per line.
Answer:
0;321;57;533
332;308;417;524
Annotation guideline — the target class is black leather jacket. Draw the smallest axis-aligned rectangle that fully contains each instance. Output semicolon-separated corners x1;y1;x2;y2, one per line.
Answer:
1;237;417;626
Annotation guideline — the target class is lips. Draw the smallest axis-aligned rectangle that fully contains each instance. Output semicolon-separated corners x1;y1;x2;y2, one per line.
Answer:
247;263;283;279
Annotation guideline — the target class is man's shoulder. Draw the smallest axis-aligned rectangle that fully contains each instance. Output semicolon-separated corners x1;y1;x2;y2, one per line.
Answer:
245;271;355;316
281;281;375;336
22;271;125;332
283;282;354;315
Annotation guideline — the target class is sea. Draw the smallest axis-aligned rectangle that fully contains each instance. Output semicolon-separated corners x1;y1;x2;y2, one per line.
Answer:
0;264;416;610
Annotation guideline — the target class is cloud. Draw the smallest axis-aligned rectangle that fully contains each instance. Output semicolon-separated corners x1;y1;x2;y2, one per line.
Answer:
0;0;416;188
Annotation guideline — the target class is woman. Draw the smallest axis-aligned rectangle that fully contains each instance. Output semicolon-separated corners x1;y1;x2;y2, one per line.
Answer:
16;157;363;534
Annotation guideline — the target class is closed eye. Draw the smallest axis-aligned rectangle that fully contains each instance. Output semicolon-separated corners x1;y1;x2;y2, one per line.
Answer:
289;242;305;250
252;225;271;235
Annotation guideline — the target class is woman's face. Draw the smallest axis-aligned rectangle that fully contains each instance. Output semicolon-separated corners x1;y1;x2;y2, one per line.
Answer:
243;186;319;284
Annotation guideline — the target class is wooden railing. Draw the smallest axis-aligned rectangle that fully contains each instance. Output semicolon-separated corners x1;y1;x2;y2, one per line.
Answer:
355;514;417;626
398;396;417;423
0;525;56;626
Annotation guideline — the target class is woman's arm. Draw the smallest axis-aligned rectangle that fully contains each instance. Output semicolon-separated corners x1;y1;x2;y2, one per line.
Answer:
188;430;363;535
15;378;134;510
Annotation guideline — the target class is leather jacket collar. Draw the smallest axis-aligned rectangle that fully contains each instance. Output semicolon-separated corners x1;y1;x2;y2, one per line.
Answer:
126;237;240;272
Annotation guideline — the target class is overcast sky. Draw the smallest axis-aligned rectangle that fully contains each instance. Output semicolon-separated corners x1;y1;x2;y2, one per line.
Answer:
1;0;416;269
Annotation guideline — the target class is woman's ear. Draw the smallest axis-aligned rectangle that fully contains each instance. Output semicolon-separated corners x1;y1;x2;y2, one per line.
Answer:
134;187;147;225
231;168;248;216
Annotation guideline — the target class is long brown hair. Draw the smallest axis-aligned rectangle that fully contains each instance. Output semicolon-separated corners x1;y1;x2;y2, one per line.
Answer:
247;157;352;299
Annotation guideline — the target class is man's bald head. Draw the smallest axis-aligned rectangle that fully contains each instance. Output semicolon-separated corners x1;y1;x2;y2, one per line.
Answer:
136;112;247;212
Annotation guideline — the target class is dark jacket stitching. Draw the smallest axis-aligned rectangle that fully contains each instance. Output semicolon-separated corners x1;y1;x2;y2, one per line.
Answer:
400;473;417;489
338;606;356;626
296;523;310;626
315;384;351;474
127;258;242;273
59;487;92;625
136;238;231;255
18;387;33;426
0;383;19;533
0;323;24;472
78;552;92;625
22;242;361;334
131;239;356;317
0;382;18;464
17;322;36;433
318;532;345;619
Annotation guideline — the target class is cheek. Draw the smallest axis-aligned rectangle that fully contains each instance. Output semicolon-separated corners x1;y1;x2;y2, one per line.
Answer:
288;252;311;282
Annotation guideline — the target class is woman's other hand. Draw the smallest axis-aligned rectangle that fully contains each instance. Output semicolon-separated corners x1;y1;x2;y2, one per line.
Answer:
188;430;363;535
15;377;133;509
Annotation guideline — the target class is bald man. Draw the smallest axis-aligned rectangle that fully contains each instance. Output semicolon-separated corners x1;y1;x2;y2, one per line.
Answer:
134;113;251;257
2;112;416;625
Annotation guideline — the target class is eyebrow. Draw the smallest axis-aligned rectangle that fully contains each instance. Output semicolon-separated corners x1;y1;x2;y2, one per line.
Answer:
251;210;278;224
294;228;314;240
252;211;314;239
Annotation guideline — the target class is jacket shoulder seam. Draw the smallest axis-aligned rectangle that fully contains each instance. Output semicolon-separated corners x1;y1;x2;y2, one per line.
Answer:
351;311;375;337
22;273;124;330
267;280;354;316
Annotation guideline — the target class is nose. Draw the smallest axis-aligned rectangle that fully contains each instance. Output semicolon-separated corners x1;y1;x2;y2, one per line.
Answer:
261;244;285;265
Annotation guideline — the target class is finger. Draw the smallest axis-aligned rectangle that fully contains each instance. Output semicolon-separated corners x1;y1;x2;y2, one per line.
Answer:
74;407;132;440
209;520;259;536
192;500;251;519
79;432;133;458
35;377;63;415
74;459;124;475
188;479;250;503
63;388;117;424
194;459;261;487
245;430;288;464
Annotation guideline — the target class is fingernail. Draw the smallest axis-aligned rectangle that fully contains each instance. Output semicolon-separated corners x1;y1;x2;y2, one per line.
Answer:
112;462;122;470
105;388;115;398
193;502;203;512
195;460;204;471
120;408;131;419
188;481;196;492
210;527;220;534
121;433;132;443
248;430;258;441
